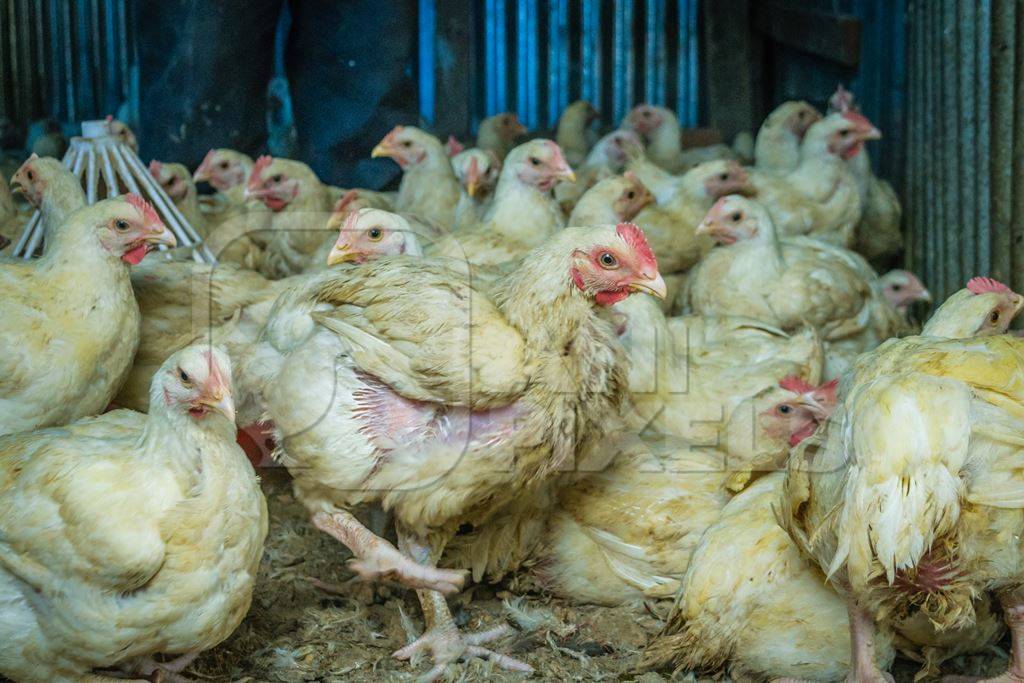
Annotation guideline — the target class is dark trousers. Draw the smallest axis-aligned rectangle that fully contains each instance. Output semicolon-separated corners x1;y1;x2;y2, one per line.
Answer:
136;0;418;189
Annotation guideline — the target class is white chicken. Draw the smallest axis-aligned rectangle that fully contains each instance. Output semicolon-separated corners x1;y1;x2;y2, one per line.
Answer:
0;345;267;683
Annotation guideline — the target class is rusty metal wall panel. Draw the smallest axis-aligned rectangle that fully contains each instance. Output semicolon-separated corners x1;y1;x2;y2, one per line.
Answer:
0;0;135;130
905;0;1024;301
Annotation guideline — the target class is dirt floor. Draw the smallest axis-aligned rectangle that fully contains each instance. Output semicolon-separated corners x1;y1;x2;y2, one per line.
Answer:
184;469;1006;683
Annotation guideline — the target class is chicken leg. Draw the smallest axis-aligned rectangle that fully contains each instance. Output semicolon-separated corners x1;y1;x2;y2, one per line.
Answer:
844;600;894;683
392;526;534;682
313;510;465;594
942;598;1024;683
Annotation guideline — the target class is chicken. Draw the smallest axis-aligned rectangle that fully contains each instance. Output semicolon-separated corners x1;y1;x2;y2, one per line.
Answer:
247;223;664;679
879;269;931;315
106;115;138;151
244;155;334;278
193;148;254;195
555;100;600;166
0;194;175;432
780;278;1024;683
567;172;654;226
450;147;501;231
0;170;19;251
554;129;643;214
0;345;267;683
613;294;823;487
430;139;574;265
643;470;896;682
753;100;823;172
9;154;86;248
632;159;753;274
475;111;527;161
622;103;737;173
688;195;902;376
149;160;208;238
372;125;461;228
535;377;827;609
320;207;427;266
828;84;904;264
751;112;881;246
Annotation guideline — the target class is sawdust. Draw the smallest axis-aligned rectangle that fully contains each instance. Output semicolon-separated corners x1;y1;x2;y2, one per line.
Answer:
182;470;1007;682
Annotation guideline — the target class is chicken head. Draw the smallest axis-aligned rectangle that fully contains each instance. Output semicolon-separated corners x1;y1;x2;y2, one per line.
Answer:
97;193;177;264
193;148;253;191
510;139;576;191
570;222;667;305
696;195;773;245
613;172;655;221
879;270;931;313
805;111;882;161
245;155;301;211
149;160;190;202
157;345;236;424
326;207;422;265
452;148;501;199
923;277;1024;338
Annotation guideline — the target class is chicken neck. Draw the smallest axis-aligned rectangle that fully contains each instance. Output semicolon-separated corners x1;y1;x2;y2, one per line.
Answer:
484;175;563;246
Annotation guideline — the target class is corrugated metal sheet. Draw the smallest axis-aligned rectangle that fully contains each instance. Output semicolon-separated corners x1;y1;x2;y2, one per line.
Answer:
903;0;1019;302
0;0;135;129
420;0;700;133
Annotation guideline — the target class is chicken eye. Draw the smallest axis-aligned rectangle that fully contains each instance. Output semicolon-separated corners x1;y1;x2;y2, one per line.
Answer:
368;227;383;241
26;170;34;180
179;369;191;384
402;140;413;148
598;252;618;269
991;310;1001;324
114;219;130;231
778;404;792;414
731;212;742;222
840;130;851;137
719;173;729;181
529;157;542;166
626;191;636;199
642;110;651;118
271;174;282;183
798;111;806;119
891;284;902;291
218;161;229;169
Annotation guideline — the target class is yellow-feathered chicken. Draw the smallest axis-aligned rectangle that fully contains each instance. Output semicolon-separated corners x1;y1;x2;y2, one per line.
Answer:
782;278;1024;682
372;125;462;227
753;100;823;172
0;345;267;683
0;195;175;435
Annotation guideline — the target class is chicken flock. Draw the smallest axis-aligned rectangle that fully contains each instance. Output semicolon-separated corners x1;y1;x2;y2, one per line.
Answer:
0;84;1019;683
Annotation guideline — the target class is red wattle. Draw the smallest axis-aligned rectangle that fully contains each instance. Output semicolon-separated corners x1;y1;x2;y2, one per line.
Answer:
121;244;149;265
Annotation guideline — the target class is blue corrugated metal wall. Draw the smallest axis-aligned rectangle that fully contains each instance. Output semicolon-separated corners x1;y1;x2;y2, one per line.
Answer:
419;0;700;133
0;0;136;128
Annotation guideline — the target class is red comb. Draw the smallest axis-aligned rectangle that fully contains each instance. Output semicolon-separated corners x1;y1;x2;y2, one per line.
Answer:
125;193;162;225
249;155;273;189
967;277;1012;295
616;223;657;268
334;189;360;214
446;135;465;156
779;376;816;394
814;379;839;404
196;149;216;174
148;159;163;178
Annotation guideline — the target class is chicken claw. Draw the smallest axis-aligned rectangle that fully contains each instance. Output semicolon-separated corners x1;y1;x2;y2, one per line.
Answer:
312;511;466;594
395;618;533;682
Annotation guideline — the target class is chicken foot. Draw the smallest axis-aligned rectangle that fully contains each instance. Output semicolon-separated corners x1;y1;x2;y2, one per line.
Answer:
393;526;534;682
942;599;1024;683
312;510;465;594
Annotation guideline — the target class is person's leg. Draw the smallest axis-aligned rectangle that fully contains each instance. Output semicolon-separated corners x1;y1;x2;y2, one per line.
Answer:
136;1;283;168
286;0;420;189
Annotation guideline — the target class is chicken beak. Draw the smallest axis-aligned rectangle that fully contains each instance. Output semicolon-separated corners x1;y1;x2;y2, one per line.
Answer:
467;178;481;199
145;223;177;248
630;273;667;299
695;219;714;237
796;396;831;420
193;167;210;182
199;391;236;424
859;126;882;142
371;143;392;159
327;243;356;266
919;288;933;303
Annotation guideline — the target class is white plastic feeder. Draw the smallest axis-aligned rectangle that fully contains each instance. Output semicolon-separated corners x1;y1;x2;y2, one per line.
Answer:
13;119;215;263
